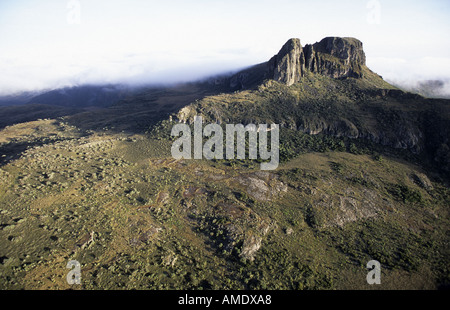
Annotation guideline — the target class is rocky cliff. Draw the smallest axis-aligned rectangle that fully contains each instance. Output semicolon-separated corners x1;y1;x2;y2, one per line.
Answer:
268;37;367;85
267;38;306;86
305;37;366;79
223;36;378;89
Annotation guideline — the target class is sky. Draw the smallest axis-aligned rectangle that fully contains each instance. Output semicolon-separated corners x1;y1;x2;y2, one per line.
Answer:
0;0;449;95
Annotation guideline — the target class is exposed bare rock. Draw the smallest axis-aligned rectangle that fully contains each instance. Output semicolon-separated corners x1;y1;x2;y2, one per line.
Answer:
231;172;288;201
411;172;433;190
304;37;366;79
285;227;294;235
268;38;306;86
72;231;95;252
176;105;194;123
156;191;171;205
268;37;366;84
162;251;178;267
239;233;262;262
310;189;384;228
0;169;9;183
298;116;360;138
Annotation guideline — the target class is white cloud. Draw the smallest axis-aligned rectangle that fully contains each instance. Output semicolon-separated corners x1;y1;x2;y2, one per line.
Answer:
368;56;450;82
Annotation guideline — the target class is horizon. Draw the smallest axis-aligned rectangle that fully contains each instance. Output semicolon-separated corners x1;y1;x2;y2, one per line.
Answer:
1;0;450;96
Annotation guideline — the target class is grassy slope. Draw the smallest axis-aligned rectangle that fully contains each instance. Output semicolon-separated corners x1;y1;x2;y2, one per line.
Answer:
0;116;448;290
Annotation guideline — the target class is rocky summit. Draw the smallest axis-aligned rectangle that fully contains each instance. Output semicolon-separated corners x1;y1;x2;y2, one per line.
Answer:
268;37;367;85
223;36;383;91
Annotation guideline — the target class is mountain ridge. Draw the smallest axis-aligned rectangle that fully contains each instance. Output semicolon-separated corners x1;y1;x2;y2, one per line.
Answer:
171;37;449;176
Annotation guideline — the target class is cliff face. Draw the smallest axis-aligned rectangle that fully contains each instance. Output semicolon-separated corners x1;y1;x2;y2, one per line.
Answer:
268;37;367;85
305;37;366;79
215;36;384;91
268;38;306;86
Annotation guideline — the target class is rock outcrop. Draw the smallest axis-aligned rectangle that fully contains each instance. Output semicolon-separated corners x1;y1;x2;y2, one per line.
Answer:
267;38;306;86
219;36;370;89
305;37;366;79
267;37;367;85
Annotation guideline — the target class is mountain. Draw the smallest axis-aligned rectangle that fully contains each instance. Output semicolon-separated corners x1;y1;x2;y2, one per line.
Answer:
27;84;137;108
0;84;138;108
0;91;44;107
0;37;449;290
210;37;392;91
173;37;450;175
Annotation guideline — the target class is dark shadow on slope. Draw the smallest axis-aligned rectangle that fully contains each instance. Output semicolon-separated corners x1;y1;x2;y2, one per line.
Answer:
0;83;220;134
0;136;78;167
0;104;83;130
0;139;49;167
63;82;233;134
27;84;135;108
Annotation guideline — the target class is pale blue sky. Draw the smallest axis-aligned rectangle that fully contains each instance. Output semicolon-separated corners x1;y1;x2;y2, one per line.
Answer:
0;0;449;94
